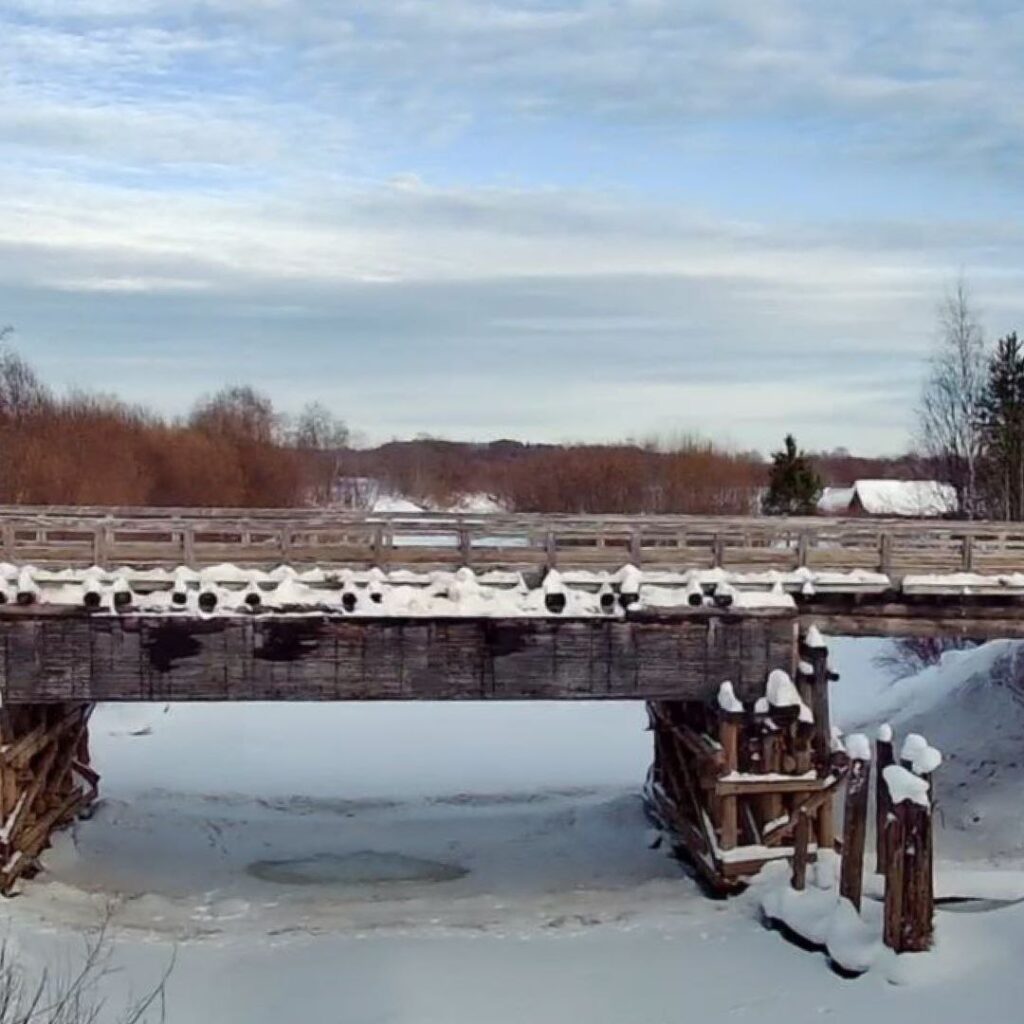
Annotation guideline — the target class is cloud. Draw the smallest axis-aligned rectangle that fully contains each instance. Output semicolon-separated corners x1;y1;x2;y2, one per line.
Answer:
1;1;1022;453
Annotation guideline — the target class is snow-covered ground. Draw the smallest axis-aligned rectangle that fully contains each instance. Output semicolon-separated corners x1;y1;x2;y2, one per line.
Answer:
9;637;1024;1021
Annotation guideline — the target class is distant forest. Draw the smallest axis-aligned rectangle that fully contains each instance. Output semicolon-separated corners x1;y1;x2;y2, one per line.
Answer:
0;335;921;512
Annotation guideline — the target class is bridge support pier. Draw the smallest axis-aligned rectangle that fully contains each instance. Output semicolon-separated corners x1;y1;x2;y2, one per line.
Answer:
0;702;98;894
643;641;844;893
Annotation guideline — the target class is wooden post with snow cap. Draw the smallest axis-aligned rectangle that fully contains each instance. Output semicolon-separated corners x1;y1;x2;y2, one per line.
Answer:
882;750;939;954
875;723;895;874
905;737;941;950
717;682;744;851
839;733;871;911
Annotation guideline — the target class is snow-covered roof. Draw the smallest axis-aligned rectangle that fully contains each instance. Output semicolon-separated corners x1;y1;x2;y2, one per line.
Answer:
818;480;957;517
817;486;855;514
371;494;425;513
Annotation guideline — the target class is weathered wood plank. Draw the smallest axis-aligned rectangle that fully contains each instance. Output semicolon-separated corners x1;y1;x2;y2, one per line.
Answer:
0;613;796;703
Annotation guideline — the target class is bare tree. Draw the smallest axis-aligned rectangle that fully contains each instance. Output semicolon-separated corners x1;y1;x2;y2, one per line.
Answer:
292;402;348;452
0;328;49;422
917;278;986;518
0;918;170;1023
291;402;349;505
190;386;279;445
873;637;976;680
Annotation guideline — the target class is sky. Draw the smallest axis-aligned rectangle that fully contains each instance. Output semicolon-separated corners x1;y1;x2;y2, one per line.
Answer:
2;1;1024;455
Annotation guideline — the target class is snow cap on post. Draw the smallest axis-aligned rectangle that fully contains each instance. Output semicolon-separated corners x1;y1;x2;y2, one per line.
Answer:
900;733;928;764
911;744;942;777
845;732;872;762
766;669;801;708
111;573;133;610
543;568;567;614
16;566;39;605
717;681;744;715
616;564;642;598
877;722;893;744
766;669;813;723
883;764;931;808
803;625;827;649
830;726;846;754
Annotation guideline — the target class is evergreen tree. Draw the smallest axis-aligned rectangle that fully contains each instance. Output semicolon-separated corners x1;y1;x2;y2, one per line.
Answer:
980;332;1024;519
763;434;822;515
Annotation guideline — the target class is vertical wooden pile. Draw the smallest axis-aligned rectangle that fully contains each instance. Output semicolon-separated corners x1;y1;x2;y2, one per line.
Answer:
644;628;845;892
879;729;940;954
0;702;99;893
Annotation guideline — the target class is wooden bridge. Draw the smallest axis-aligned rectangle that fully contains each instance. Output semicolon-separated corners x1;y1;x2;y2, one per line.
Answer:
0;506;1019;895
1;504;1022;578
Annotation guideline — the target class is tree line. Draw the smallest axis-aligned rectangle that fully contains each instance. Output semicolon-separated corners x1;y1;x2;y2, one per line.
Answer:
0;330;347;506
0;328;917;511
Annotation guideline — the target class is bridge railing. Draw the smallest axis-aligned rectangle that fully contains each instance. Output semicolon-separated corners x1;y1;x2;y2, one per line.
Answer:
0;507;1023;578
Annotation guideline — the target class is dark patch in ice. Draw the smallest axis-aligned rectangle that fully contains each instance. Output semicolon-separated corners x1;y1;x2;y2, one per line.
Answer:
246;850;468;886
256;795;401;815
936;895;1024;913
429;786;597;807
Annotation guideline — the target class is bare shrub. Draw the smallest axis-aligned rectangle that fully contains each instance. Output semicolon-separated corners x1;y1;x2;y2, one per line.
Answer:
873;637;977;680
0;921;170;1024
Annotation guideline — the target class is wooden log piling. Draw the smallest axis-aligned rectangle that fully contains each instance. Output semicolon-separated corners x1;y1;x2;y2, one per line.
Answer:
875;726;895;873
839;741;871;911
0;702;98;893
880;748;939;955
644;634;841;892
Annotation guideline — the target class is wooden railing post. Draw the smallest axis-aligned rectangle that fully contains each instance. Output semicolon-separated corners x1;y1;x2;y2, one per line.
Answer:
182;524;195;567
629;529;642;567
544;529;558;570
961;533;975;572
796;530;810;569
878;532;893;577
712;533;724;568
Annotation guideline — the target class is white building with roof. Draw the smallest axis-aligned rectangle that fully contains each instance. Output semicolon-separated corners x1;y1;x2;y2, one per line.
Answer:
817;479;958;518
